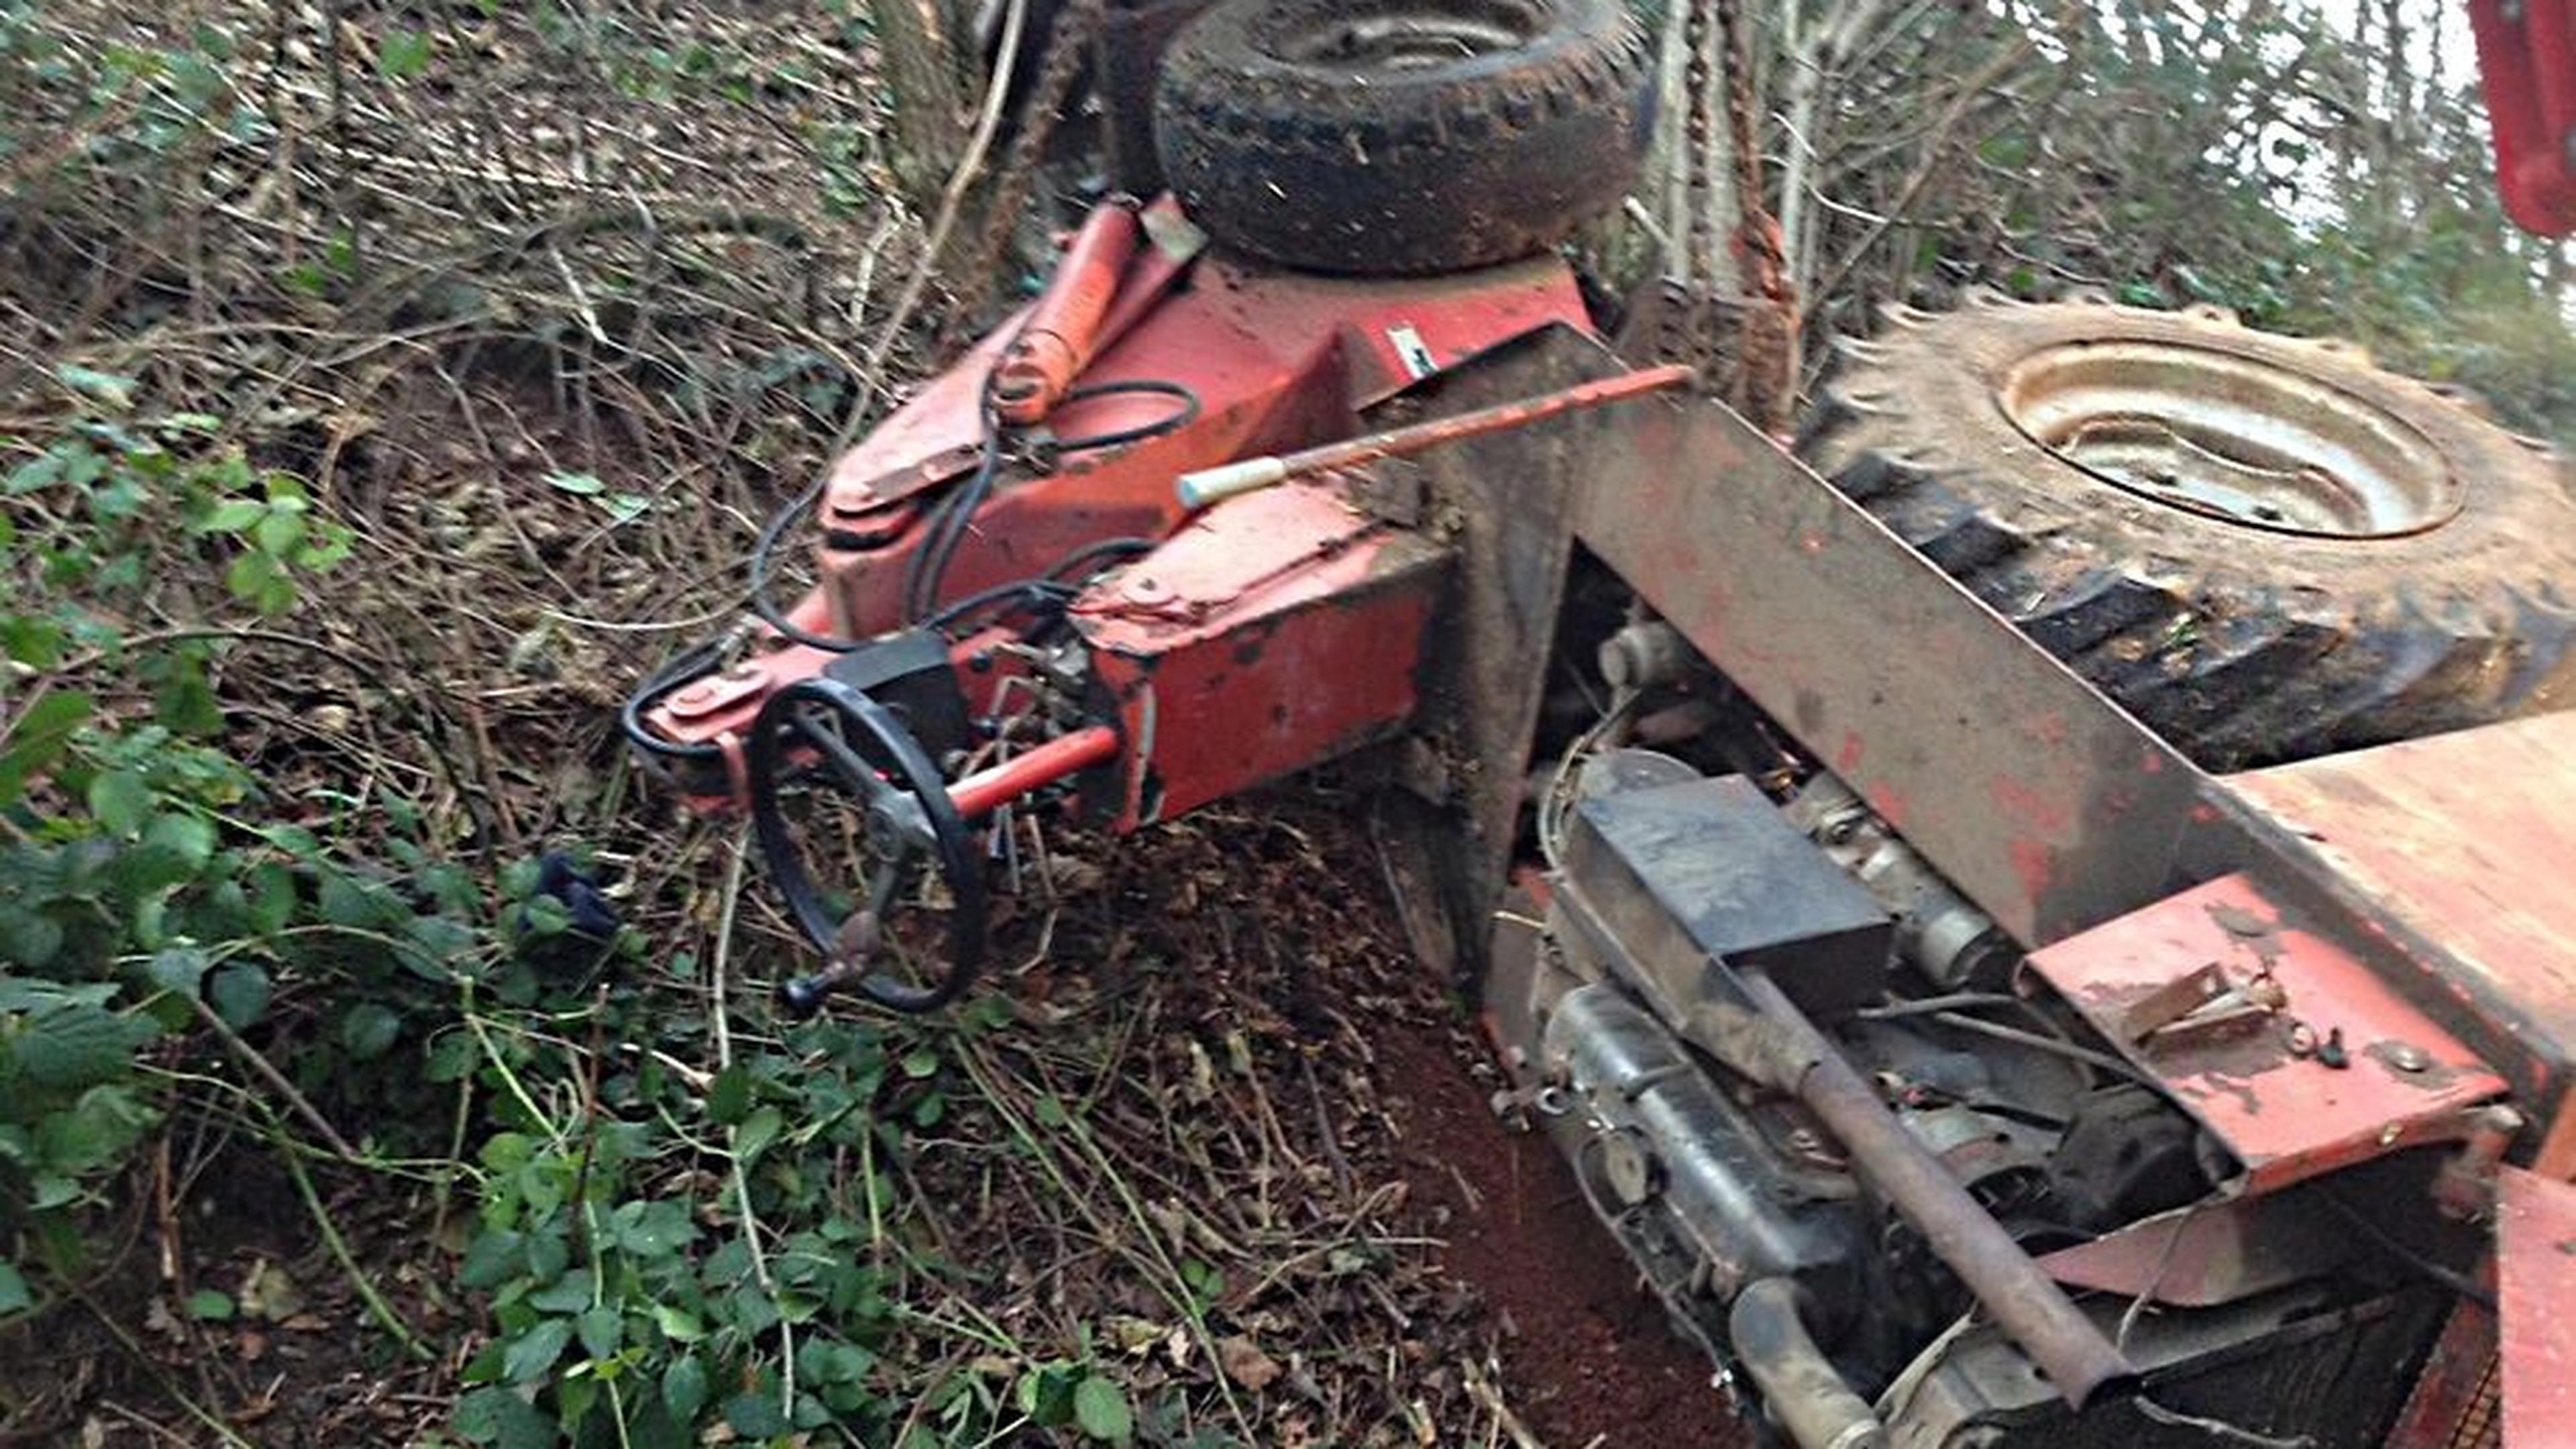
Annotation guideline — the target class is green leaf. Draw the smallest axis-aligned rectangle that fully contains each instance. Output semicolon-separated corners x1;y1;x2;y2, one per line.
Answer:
252;506;305;556
0;690;94;805
338;1002;402;1059
575;1304;622;1359
598;492;651;524
501;1316;572;1384
661;1353;708;1421
379;28;433;78
0;911;66;970
459;1228;524;1290
900;1049;940;1079
724;1392;789;1439
453;1385;553;1449
86;770;150;837
146;946;213;998
651;1302;704;1343
545;472;605;496
735;1105;783;1165
185;1288;236;1320
144;812;215;871
208;961;272;1029
706;1065;753;1126
12;1005;157;1089
1073;1377;1133;1442
54;365;138;409
34;1084;158;1174
200;500;265;533
0;1260;32;1315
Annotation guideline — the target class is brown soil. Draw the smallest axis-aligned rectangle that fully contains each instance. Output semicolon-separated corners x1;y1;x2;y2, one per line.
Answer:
1366;1002;1751;1447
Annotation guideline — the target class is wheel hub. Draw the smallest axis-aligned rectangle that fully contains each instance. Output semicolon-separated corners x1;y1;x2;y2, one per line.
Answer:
1277;3;1538;71
1998;339;2461;538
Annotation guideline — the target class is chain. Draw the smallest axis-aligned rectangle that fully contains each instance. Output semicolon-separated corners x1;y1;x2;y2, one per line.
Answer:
949;0;1112;327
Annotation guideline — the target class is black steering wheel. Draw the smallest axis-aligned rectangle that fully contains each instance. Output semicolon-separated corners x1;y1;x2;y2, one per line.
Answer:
746;676;987;1016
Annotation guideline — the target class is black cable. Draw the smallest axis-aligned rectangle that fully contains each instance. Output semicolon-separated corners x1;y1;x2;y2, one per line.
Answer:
920;537;1158;635
619;637;731;763
1048;378;1200;453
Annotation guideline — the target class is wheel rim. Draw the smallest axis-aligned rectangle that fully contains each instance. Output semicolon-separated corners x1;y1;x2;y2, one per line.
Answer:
1271;2;1539;72
1997;339;2461;538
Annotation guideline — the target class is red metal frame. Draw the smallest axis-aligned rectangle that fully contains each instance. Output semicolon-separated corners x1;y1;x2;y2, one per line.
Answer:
645;221;1597;813
2470;0;2576;237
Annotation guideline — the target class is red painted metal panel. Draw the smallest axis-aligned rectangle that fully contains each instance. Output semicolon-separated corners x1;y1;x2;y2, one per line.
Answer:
2500;1167;2576;1446
2227;712;2576;1124
1072;478;1446;827
2027;873;2508;1194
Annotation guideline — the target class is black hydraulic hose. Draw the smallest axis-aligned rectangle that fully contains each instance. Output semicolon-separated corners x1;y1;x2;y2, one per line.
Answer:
1049;378;1199;453
1729;1279;1885;1449
620;637;730;763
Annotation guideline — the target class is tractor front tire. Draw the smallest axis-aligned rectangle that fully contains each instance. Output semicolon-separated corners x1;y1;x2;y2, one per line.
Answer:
1801;294;2576;768
1153;0;1650;276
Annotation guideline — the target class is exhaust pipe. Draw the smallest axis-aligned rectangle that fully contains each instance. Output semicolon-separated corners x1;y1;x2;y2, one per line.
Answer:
1729;1278;1885;1449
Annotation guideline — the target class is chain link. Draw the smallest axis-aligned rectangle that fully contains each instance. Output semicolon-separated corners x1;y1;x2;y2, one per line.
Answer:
950;0;1112;327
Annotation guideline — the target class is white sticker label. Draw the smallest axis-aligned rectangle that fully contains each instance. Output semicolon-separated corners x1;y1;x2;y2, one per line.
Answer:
1388;323;1438;380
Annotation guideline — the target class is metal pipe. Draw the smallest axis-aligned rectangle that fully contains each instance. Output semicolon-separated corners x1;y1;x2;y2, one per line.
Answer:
1737;971;2137;1409
1728;1278;1885;1449
1175;363;1697;511
949;724;1121;818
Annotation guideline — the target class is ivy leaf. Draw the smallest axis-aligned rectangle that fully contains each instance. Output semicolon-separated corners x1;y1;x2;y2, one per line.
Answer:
0;1260;32;1315
1073;1377;1133;1442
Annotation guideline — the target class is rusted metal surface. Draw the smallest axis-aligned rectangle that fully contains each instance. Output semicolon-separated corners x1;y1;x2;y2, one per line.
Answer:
2027;872;2509;1195
2222;711;2576;1129
2385;1302;2501;1449
993;200;1144;425
1564;391;2202;947
811;251;1592;637
2037;1193;2353;1307
2498;1166;2576;1446
1071;477;1447;828
1736;971;2137;1410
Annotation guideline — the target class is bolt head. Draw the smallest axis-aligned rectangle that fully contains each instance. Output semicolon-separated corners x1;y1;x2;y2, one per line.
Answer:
2387;1042;2430;1073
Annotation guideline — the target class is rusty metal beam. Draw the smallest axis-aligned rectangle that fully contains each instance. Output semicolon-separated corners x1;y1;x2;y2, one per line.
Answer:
1566;392;2200;947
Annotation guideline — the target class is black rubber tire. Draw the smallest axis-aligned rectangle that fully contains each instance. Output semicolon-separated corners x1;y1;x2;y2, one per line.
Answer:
1800;294;2576;769
1152;0;1649;276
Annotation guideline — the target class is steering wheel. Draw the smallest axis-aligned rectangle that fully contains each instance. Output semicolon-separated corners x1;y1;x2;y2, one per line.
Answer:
746;676;987;1016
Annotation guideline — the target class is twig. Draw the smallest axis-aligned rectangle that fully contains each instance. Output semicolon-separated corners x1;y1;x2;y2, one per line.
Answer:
708;830;796;1419
269;1106;433;1362
183;990;359;1161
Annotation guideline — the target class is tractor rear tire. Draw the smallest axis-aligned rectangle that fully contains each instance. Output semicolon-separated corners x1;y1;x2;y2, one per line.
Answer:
1800;294;2576;769
1153;0;1649;276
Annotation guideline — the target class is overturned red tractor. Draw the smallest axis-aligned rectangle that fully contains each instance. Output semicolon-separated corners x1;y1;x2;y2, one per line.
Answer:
625;2;2576;1444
